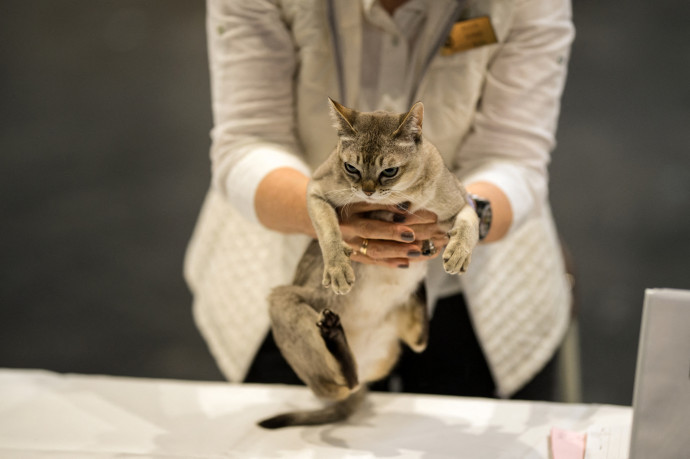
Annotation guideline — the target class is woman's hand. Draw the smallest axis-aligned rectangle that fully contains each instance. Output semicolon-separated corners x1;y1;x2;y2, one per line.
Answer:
338;202;449;269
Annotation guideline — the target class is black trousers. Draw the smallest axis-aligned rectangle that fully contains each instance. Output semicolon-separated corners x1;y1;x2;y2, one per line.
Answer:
245;294;559;401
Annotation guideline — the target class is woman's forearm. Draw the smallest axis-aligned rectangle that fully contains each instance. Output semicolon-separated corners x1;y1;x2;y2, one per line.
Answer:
256;171;512;244
466;181;513;243
255;168;316;238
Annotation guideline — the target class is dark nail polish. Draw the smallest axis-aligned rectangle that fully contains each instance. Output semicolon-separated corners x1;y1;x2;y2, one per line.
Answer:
401;231;415;242
393;213;406;223
407;250;421;257
398;264;409;269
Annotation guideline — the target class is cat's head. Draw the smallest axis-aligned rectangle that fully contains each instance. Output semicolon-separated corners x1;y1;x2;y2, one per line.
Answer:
328;98;426;203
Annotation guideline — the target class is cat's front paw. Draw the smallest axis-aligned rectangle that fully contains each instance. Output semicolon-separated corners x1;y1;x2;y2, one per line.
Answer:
442;231;476;275
323;257;355;295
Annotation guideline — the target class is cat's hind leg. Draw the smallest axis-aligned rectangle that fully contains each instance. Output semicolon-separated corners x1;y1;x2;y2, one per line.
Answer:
317;309;358;390
396;285;429;353
268;286;358;400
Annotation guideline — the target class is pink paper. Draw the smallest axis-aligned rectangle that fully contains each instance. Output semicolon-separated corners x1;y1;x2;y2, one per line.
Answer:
550;427;587;459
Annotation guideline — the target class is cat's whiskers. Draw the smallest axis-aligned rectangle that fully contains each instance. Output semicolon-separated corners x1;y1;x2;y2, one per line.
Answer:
389;190;417;214
338;191;360;220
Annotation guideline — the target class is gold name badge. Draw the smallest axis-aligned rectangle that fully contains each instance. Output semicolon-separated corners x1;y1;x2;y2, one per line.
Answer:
441;16;498;56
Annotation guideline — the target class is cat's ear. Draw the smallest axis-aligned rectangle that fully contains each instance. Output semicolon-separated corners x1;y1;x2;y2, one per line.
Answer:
393;102;424;142
328;97;358;138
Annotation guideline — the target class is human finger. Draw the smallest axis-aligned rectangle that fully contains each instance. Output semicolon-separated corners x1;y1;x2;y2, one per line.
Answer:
406;222;449;242
341;216;416;243
347;237;425;261
400;208;438;225
420;234;451;261
349;250;411;269
339;201;411;215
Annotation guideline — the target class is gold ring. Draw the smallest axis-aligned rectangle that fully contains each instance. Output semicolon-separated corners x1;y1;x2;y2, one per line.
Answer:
359;238;369;256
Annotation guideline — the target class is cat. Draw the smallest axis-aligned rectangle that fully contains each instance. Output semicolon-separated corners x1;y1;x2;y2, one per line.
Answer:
258;99;479;429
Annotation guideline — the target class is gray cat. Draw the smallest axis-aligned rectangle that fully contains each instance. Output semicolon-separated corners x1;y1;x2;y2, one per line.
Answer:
258;99;479;429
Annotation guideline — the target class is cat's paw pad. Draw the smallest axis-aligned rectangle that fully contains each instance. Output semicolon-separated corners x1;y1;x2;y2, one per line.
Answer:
317;309;343;339
442;236;473;275
322;259;355;295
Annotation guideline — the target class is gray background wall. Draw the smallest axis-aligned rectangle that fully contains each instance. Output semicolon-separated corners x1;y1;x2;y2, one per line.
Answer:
1;1;688;406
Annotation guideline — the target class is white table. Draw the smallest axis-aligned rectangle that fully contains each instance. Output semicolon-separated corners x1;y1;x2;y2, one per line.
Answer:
0;369;631;458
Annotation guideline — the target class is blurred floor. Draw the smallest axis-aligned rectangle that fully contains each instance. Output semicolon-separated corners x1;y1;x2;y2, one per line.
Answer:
1;0;689;405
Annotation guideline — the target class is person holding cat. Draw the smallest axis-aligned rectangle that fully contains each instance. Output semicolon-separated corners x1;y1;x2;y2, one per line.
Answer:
185;0;575;400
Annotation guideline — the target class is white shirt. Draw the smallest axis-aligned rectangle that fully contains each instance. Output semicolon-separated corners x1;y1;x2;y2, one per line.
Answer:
359;0;428;112
225;0;437;224
217;0;564;235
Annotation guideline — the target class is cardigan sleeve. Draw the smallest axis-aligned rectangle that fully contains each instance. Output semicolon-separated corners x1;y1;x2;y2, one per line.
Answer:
455;0;574;230
206;0;311;223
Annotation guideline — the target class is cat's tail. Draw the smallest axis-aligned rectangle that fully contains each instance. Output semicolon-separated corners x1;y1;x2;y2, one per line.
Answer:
258;387;367;429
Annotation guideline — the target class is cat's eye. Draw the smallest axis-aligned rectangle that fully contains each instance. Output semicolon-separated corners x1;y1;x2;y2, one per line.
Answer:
380;167;399;178
344;162;360;175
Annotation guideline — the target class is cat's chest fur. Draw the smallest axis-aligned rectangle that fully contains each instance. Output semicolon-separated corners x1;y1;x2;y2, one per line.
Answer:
331;262;427;381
